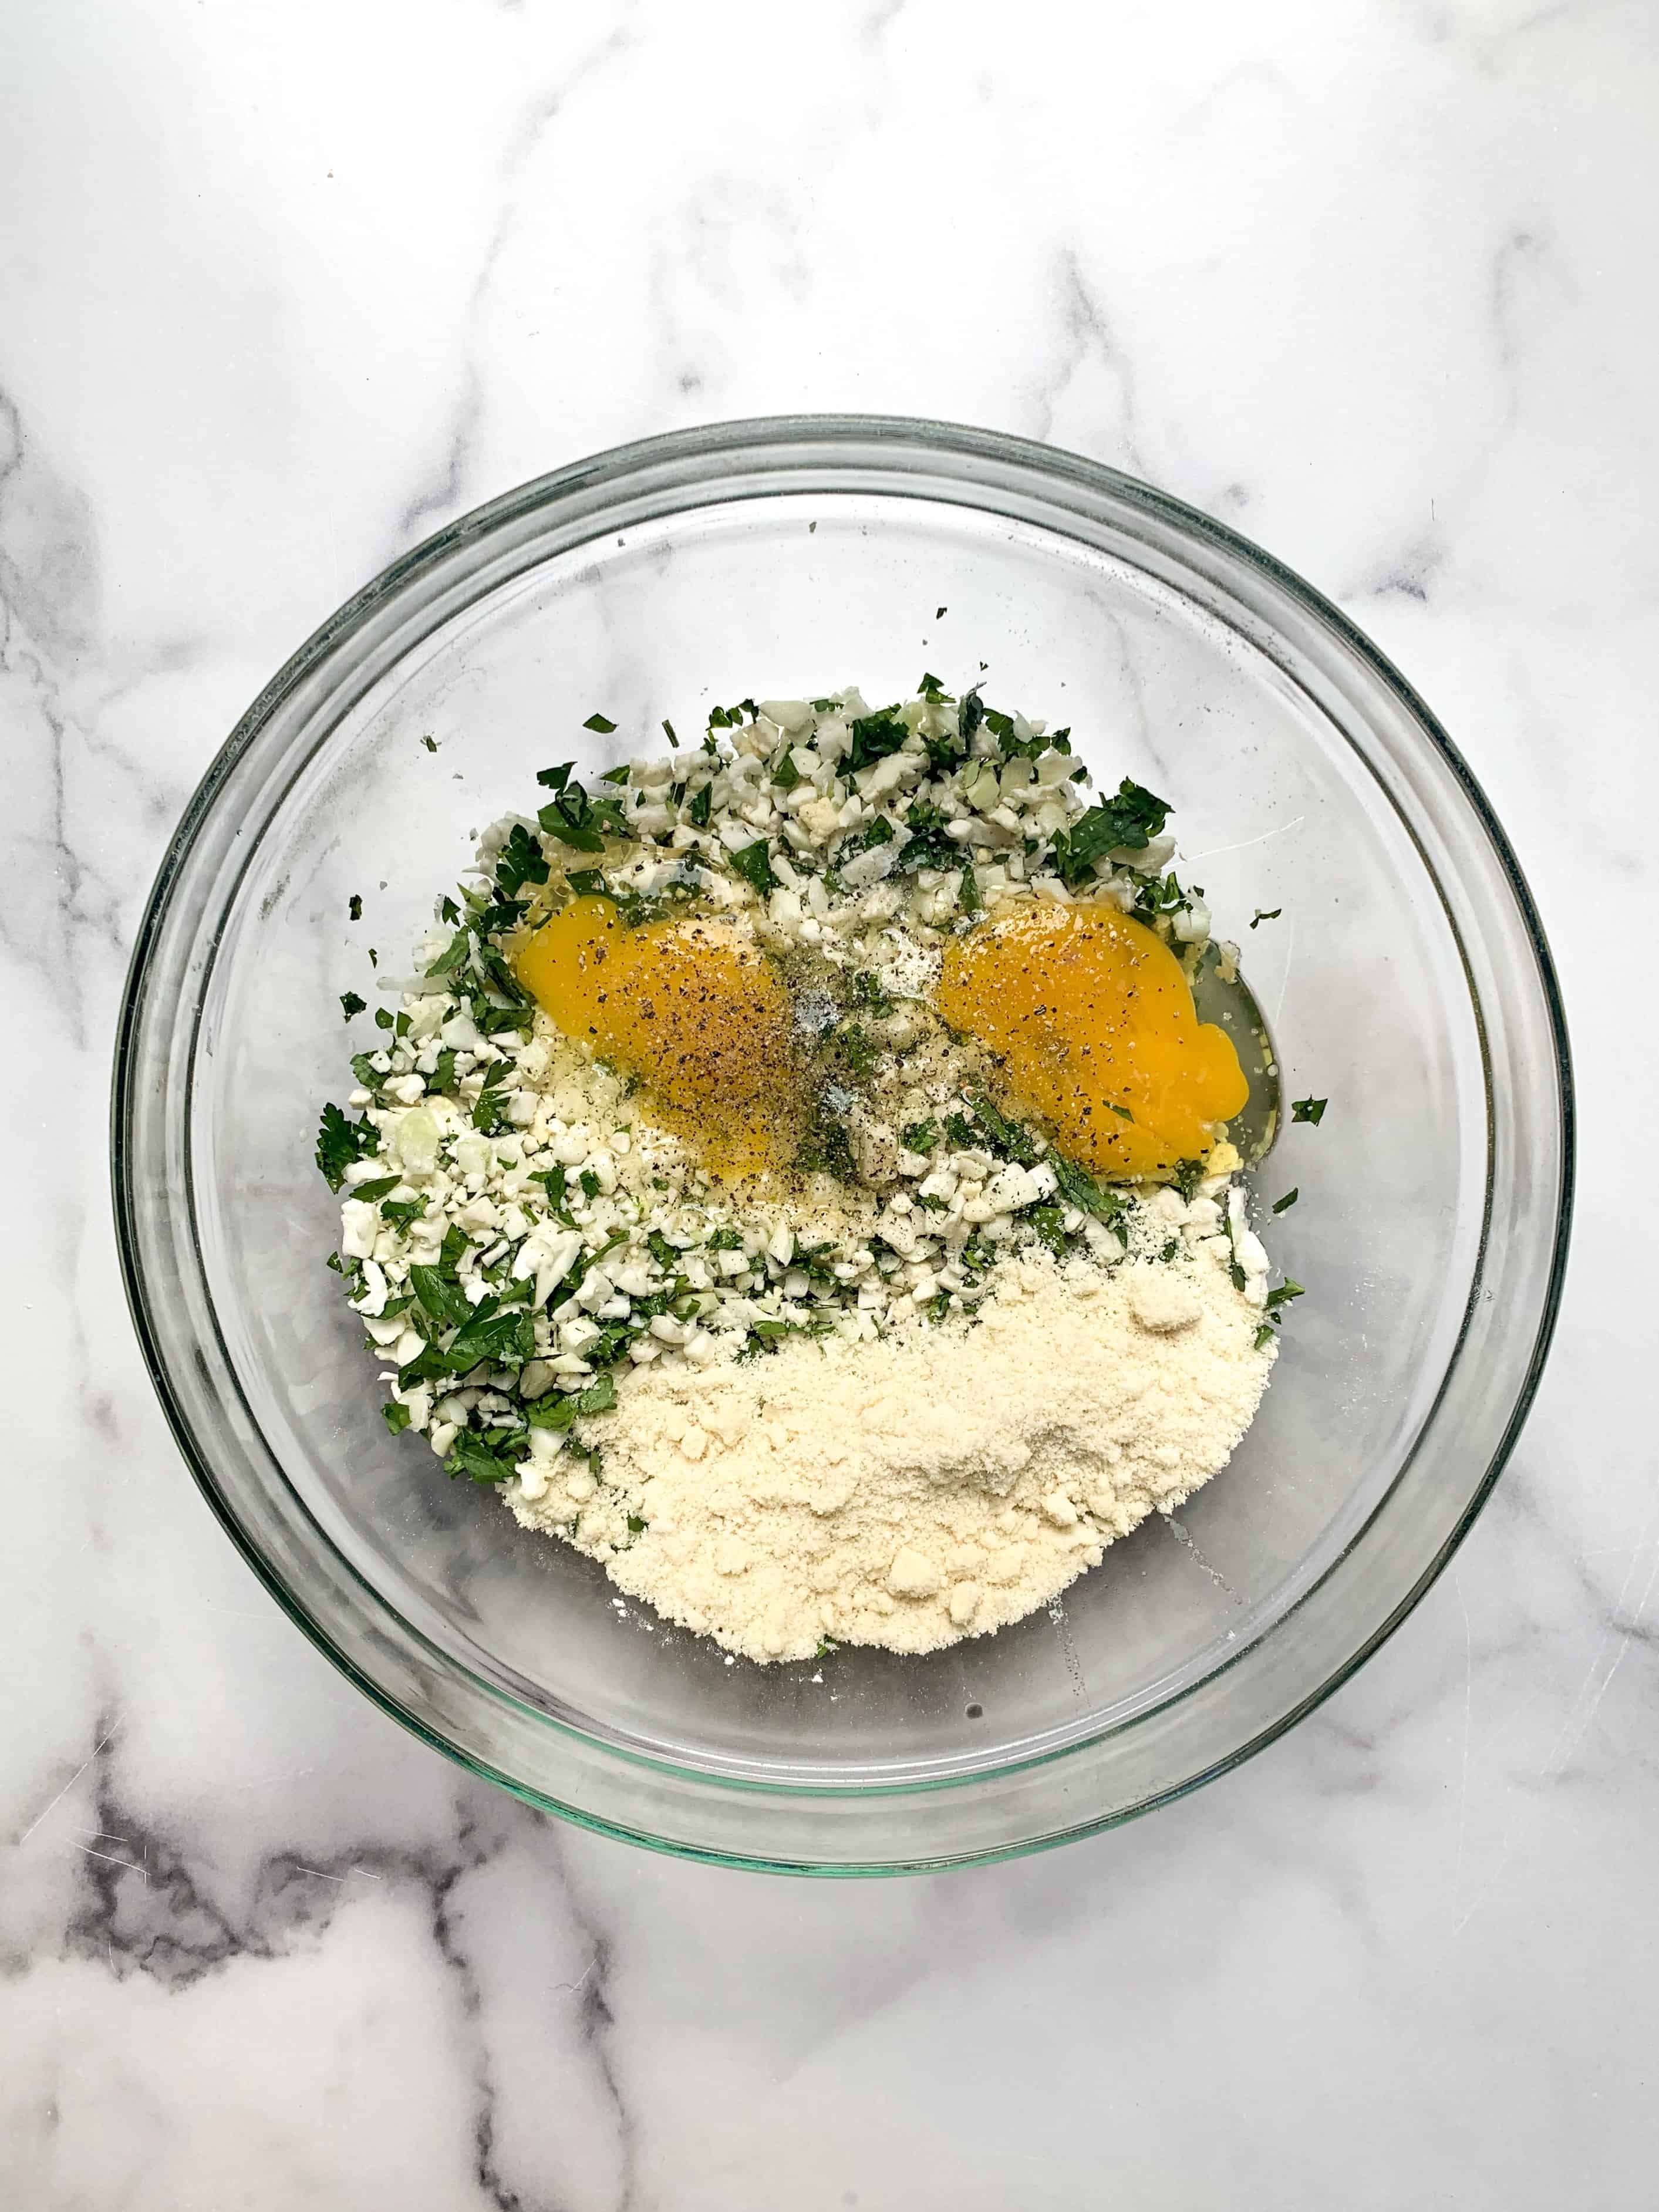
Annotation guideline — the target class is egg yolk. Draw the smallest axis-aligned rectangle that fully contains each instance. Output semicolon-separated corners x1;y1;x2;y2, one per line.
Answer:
512;897;799;1179
936;903;1249;1181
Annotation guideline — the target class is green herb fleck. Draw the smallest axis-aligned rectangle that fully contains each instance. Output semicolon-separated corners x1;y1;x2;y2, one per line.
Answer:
846;710;909;773
582;711;617;733
1265;1279;1306;1314
1291;1097;1327;1125
446;1428;524;1485
495;821;549;900
445;1305;537;1375
1027;1204;1070;1257
1250;908;1282;929
382;1401;412;1435
409;1265;470;1329
662;719;679;748
730;840;778;898
348;894;362;921
836;1024;880;1078
963;1091;1039;1166
1272;1188;1299;1214
339;991;366;1021
315;1102;380;1189
1053;778;1171;886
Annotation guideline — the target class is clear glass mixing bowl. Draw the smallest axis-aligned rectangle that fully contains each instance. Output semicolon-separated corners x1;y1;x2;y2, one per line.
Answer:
113;417;1572;1873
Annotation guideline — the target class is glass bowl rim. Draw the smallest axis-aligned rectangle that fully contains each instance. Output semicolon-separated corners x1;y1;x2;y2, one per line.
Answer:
111;412;1575;1872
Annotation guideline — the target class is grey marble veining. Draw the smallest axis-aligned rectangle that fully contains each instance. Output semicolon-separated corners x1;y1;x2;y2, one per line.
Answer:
2;2;1655;2204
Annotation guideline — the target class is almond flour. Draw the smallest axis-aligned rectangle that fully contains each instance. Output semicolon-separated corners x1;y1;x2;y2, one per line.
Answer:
509;1244;1274;1661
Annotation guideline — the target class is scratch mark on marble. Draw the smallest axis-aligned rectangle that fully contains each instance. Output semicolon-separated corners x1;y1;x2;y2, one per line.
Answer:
1271;915;1296;1029
76;1844;148;1882
1186;815;1306;864
15;1727;117;1846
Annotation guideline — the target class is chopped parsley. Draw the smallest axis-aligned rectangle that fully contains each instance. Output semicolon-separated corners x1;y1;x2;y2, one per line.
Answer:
339;991;366;1020
1053;778;1170;886
348;894;362;920
446;1428;525;1485
846;710;909;773
535;762;628;851
495;821;549;900
962;1091;1038;1166
315;1102;380;1189
730;839;779;898
1290;1097;1328;1125
471;1063;514;1135
1272;1188;1299;1213
582;710;618;733
1250;908;1282;928
526;1373;618;1429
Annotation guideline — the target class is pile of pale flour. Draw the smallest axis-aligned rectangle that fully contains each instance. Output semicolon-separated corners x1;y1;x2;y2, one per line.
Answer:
509;1246;1274;1662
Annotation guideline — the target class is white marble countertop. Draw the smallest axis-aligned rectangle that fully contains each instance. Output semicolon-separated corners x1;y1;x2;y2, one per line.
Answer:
4;4;1654;2203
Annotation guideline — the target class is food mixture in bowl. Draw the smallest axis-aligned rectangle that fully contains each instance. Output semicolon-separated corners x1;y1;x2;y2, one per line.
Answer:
317;682;1306;1661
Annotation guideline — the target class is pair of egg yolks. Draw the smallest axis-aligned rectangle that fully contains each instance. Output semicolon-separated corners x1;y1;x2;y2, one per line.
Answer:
936;902;1248;1178
512;898;800;1178
514;893;1249;1186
